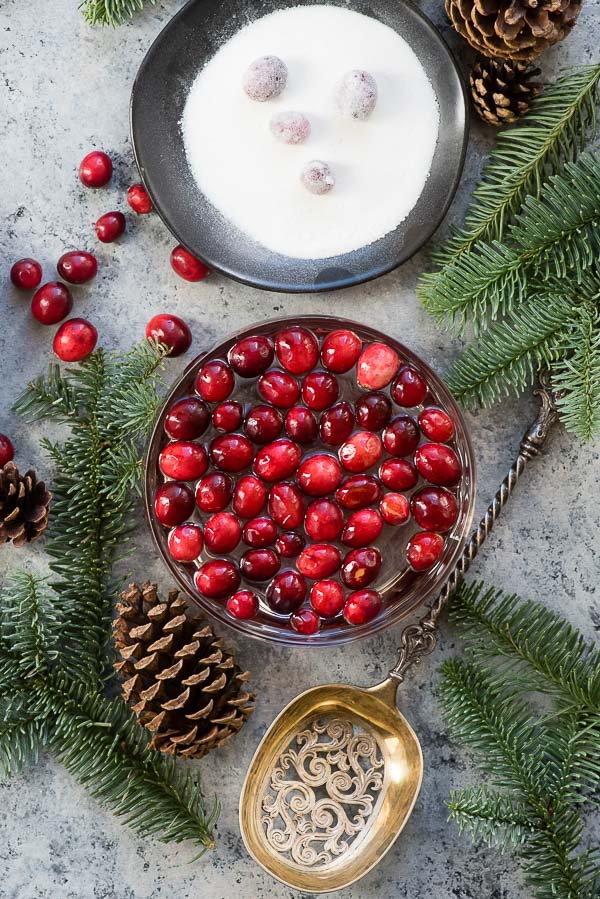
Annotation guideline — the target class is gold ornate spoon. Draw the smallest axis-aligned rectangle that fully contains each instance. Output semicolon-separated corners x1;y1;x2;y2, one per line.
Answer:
240;377;557;893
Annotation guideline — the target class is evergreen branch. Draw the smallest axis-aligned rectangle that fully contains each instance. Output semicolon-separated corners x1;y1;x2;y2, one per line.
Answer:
552;304;600;441
80;0;157;27
12;364;78;423
0;709;49;779
0;572;58;676
447;785;535;849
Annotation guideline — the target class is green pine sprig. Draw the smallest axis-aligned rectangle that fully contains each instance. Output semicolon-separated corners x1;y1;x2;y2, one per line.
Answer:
80;0;157;27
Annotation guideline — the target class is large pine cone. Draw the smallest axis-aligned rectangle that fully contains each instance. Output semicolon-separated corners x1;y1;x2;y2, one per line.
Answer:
446;0;582;61
0;462;51;547
470;57;541;125
113;583;255;759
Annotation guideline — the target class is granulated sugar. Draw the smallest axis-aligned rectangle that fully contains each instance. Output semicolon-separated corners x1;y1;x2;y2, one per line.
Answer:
181;5;440;260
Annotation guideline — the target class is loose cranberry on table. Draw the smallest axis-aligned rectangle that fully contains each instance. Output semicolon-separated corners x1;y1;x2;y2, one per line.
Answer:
379;458;418;491
196;472;233;513
79;150;112;188
195;359;234;401
412;486;458;532
170;245;209;282
276;531;305;558
302;371;339;411
31;282;72;325
127;182;153;214
268;482;304;528
415;443;461;486
341;508;383;547
341;546;382;589
195;559;240;598
253;438;301;482
343;589;382;625
320;402;354;446
210;434;254;472
297;543;341;579
357;342;400;390
165;398;209;441
155;481;195;526
275;326;319;375
266;570;307;613
382;415;420;458
407;532;445;571
227;590;259;620
243;516;277;548
258;370;300;408
212;401;243;433
159;441;208;480
419;407;455;443
204;512;242;553
356;392;392;431
305;499;343;541
10;258;42;289
392;365;428;407
57;251;97;284
285;406;318;444
95;211;126;243
53;318;98;362
229;335;274;377
310;580;345;617
290;608;320;635
335;474;382;510
241;548;281;581
380;492;410;526
296;454;342;496
167;523;204;562
0;434;14;468
245;404;283;443
232;474;267;518
339;431;382;473
321;328;362;373
146;313;192;357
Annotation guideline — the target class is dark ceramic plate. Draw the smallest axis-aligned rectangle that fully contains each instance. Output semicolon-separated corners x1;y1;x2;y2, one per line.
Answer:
131;0;468;292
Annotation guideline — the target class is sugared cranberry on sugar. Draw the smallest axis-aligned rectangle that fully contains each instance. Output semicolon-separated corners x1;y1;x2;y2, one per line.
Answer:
310;580;345;617
245;404;283;443
270;110;311;144
155;482;195;526
229;335;274;377
227;590;259;620
159;441;208;480
305;499;343;542
10;258;42;290
0;434;14;468
297;543;341;579
268;482;304;528
258;370;300;409
321;329;362;373
53;318;98;362
356;392;392;431
290;608;320;635
204;512;242;553
341;547;382;589
243;516;278;548
146;314;192;357
276;531;305;558
212;401;243;433
95;211;126;243
285;406;318;444
419;408;455;443
296;454;342;497
241;548;281;581
253;438;301;482
379;458;418;491
412;486;458;532
79;150;112;188
407;532;445;571
302;371;339;411
195;559;240;598
320;402;354;446
380;493;410;525
343;589;382;625
382;415;420;458
195;359;234;401
415;443;461;486
196;472;233;512
357;342;400;390
232;475;267;518
266;570;307;613
210;434;254;472
168;523;204;562
128;182;153;214
392;365;428;407
275;326;319;375
335;474;382;510
57;251;97;285
339;431;382;473
171;245;209;282
31;283;72;325
341;508;383;547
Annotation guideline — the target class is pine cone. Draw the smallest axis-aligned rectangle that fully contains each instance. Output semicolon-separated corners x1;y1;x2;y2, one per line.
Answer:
113;583;255;759
446;0;582;61
0;462;51;547
470;57;541;125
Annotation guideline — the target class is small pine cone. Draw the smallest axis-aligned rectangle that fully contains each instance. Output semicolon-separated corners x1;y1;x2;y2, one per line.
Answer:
470;57;541;126
0;462;51;547
113;583;255;759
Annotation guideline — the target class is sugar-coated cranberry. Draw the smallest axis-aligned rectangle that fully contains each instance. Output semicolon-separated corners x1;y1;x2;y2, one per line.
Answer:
296;454;342;497
290;608;320;635
392;365;428;407
10;258;42;289
412;486;458;532
0;434;15;467
415;443;461;487
302;371;339;411
241;548;281;581
210;434;254;472
419;408;455;443
266;570;307;613
268;482;304;528
336;70;378;120
155;482;195;526
212;401;243;433
356;393;392;431
53;318;98;362
379;459;418;491
276;532;305;558
31;282;72;325
57;250;97;284
270;111;311;144
357;343;400;390
204;511;242;553
341;547;382;589
310;580;345;617
127;182;153;214
321;329;362;373
232;475;267;518
343;590;382;625
196;472;233;512
305;499;343;542
342;509;383;547
320;402;354;446
146;314;192;357
380;493;410;525
227;590;259;620
195;559;240;598
407;532;444;571
382;415;420;458
244;55;288;101
339;431;382;473
254;439;301;482
79;150;112;187
168;523;204;562
297;543;341;579
335;475;382;510
195;359;235;401
229;335;274;377
170;245;209;282
243;516;278;548
159;441;208;480
301;160;335;194
245;405;283;443
275;327;319;375
285;406;318;444
95;211;126;243
258;370;300;408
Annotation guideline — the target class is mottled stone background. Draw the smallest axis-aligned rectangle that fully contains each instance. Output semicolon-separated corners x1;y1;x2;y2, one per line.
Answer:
0;1;598;897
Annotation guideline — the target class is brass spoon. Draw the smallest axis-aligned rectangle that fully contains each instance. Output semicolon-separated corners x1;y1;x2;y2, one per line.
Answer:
240;378;557;893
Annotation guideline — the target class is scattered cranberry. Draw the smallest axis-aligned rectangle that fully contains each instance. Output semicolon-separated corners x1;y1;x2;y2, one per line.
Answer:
212;401;243;433
95;211;126;243
229;335;274;377
275;327;319;375
310;580;345;617
321;329;362;373
258;370;300;408
168;523;204;562
415;443;461;486
170;245;209;282
392;365;428;407
243;516;277;548
297;543;341;579
407;532;444;571
10;258;42;289
419;408;455;443
380;493;410;525
335;474;382;510
276;532;305;557
301;160;335;194
254;439;301;482
341;547;382;589
320;402;354;446
195;360;234;402
53;318;97;362
302;371;339;411
232;475;267;518
268;482;304;528
204;511;242;553
195;559;240;598
342;509;383;547
196;472;233;512
57;250;97;284
0;435;14;468
159;441;208;480
155;482;195;526
357;342;400;390
128;182;153;214
241;548;281;581
266;570;307;613
305;499;343;542
355;392;392;431
379;459;418;491
290;608;320;635
210;434;254;472
382;416;420;458
146;313;192;357
79;151;112;188
227;590;259;620
343;589;381;625
285;406;318;444
31;282;72;325
244;55;288;101
296;454;342;496
412;486;458;532
270;111;311;144
245;404;283;443
339;431;382;473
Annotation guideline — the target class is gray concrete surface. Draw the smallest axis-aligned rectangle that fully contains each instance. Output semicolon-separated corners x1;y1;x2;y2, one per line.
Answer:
0;1;598;897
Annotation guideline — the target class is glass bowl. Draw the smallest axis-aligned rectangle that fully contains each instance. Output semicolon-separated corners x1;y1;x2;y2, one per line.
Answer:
144;316;476;645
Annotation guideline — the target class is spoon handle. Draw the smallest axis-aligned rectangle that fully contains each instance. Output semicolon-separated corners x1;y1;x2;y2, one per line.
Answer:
388;371;559;684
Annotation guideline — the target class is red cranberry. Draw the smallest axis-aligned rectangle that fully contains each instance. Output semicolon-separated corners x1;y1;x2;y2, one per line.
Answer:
31;282;72;325
415;443;461;487
245;405;283;443
170;245;209;282
290;608;320;635
0;435;15;467
392;365;428;407
296;454;342;496
357;342;400;389
305;499;343;542
276;532;305;557
79;151;112;187
407;532;444;570
356;392;392;431
159;441;208;480
168;523;204;562
241;548;280;581
155;482;195;526
254;439;301;482
321;329;362;373
95;211;126;243
232;475;267;518
341;547;382;588
341;509;383;547
204;511;242;553
146;314;192;357
320;402;354;446
127;182;153;214
53;318;97;362
227;590;259;620
382;415;420;457
275;327;319;375
243;516;277;548
195;559;240;598
196;360;235;402
57;251;97;284
343;589;382;625
268;482;304;528
380;493;410;525
229;335;274;377
266;570;307;613
302;371;339;411
297;543;341;579
339;431;382;473
210;434;254;472
335;475;382;510
379;459;418;491
10;258;42;289
310;580;345;617
258;370;300;408
196;472;233;512
212;401;243;433
412;486;458;532
285;406;318;444
419;408;455;443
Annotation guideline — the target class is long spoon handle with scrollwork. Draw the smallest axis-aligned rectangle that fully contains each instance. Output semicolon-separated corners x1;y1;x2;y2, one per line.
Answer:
388;372;559;683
